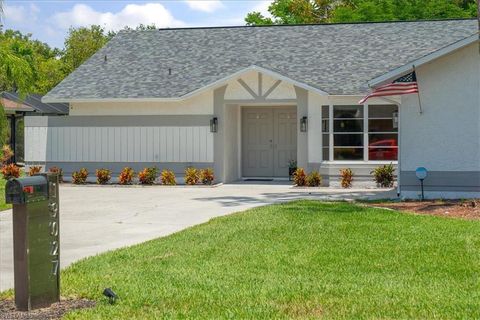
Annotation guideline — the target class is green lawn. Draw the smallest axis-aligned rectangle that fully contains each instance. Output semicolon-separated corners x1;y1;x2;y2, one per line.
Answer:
19;201;480;318
0;178;10;211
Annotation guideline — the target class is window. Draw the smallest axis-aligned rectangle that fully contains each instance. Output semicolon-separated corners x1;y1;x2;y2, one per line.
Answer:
321;104;398;161
333;105;364;160
368;105;398;161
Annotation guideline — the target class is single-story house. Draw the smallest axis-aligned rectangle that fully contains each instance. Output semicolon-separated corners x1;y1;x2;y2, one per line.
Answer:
1;92;68;163
28;18;478;198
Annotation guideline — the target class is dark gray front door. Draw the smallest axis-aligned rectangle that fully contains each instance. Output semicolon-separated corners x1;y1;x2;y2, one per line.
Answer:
242;106;297;177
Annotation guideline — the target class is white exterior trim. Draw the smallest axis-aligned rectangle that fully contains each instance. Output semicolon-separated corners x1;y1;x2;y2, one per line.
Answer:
368;34;479;87
42;65;329;104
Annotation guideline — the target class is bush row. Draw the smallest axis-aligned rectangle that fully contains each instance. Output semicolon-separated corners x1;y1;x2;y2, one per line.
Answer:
67;167;216;186
292;163;395;188
1;163;395;188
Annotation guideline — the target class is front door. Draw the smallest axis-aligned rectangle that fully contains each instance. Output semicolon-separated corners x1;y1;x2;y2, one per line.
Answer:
242;106;297;177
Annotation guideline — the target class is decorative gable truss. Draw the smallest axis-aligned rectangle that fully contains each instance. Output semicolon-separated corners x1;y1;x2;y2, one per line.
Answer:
224;70;298;102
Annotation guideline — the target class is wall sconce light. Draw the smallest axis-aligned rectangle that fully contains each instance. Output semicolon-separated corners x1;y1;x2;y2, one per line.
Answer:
392;111;399;129
300;116;308;132
210;117;218;133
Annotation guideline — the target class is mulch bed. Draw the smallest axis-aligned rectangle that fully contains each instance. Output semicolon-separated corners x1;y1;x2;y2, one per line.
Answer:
0;299;95;320
369;199;480;220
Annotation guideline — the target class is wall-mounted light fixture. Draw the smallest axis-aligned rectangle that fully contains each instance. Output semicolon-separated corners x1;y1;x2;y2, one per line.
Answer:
392;111;399;129
300;116;308;132
210;117;218;133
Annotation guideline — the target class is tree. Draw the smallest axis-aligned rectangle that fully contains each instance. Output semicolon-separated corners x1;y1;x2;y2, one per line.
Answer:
62;24;158;75
245;0;478;25
0;29;61;94
62;25;109;74
246;0;348;25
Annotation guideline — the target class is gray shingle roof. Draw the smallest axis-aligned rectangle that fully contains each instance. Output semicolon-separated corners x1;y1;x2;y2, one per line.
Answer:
44;19;478;101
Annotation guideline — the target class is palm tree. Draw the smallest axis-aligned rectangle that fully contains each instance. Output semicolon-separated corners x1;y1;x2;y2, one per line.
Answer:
0;0;33;95
0;0;34;148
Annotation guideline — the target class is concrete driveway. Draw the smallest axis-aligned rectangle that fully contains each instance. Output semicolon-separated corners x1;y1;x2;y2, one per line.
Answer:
0;183;395;291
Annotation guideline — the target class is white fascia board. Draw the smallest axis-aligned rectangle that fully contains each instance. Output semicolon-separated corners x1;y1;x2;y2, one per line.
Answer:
42;65;329;104
368;33;478;88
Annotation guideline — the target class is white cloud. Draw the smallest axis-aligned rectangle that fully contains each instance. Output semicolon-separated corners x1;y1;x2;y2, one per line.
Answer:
3;3;39;25
52;3;185;31
185;0;224;13
251;0;272;17
4;4;28;23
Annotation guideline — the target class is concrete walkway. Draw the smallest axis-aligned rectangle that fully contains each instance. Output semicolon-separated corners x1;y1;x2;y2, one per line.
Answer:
0;183;396;291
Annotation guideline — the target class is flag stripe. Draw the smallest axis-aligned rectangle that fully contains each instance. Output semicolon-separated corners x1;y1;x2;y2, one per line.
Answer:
359;88;418;104
359;72;419;104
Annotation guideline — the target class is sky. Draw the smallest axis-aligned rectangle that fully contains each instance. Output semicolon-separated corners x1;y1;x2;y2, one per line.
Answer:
2;0;272;49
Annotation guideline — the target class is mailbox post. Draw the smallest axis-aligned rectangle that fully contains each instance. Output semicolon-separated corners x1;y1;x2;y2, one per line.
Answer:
5;173;60;311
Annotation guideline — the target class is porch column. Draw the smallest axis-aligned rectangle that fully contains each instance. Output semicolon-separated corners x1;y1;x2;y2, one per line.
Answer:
213;85;227;183
294;86;308;169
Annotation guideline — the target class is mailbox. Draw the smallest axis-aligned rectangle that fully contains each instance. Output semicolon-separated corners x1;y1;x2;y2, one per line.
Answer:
5;173;60;311
5;176;48;204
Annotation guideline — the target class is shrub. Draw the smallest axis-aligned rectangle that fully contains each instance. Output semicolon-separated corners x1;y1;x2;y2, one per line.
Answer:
1;163;21;179
96;168;112;185
340;168;354;188
49;167;64;182
293;168;307;186
72;168;89;184
371;163;395;188
0;145;13;165
28;165;42;176
184;167;200;185
307;170;322;187
138;167;157;185
119;167;135;185
160;170;176;185
200;168;215;185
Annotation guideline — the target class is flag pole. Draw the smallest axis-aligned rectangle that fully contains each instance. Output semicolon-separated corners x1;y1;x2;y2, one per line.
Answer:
413;65;423;114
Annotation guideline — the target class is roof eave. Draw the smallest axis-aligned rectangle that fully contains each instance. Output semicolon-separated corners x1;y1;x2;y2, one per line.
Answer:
368;33;479;88
42;65;329;104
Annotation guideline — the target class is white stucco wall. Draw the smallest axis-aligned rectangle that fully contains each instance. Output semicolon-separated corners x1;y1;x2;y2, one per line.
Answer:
400;43;480;172
223;104;240;182
69;90;214;115
307;91;329;163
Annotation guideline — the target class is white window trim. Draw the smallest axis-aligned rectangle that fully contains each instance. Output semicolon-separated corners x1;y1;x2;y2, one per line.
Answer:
321;103;399;163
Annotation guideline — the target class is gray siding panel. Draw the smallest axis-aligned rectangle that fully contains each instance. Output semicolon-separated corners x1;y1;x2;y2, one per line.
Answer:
400;171;480;192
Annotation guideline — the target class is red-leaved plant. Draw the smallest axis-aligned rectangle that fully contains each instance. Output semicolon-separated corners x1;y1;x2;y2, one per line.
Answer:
340;168;354;188
96;168;112;184
293;168;307;187
307;171;322;187
1;163;21;180
184;167;200;185
160;170;176;185
28;165;42;176
72;168;88;184
119;167;135;185
138;167;157;185
200;168;214;185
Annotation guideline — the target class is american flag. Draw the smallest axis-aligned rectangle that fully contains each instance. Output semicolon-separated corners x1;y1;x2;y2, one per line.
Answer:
359;71;418;104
